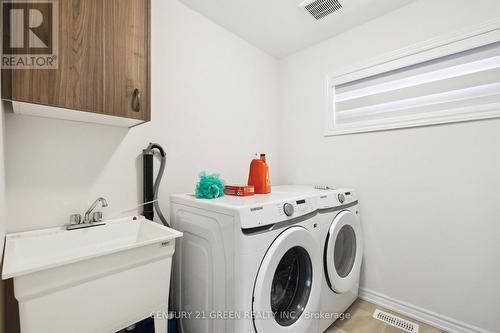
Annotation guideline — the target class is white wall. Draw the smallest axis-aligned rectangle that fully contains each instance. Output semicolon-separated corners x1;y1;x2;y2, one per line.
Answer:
5;0;279;233
4;0;500;332
278;0;500;332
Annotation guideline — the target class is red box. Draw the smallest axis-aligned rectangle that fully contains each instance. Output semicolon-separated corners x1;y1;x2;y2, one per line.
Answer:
224;185;255;196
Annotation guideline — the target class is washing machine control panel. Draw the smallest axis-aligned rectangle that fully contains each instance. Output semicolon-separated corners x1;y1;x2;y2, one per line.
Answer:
239;189;357;229
283;203;294;216
277;198;315;218
317;189;357;209
240;197;317;229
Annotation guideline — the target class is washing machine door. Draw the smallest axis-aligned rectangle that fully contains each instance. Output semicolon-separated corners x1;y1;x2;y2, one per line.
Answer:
253;226;321;333
325;210;363;294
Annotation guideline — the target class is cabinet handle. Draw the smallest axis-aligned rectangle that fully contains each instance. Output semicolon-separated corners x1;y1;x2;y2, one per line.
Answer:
132;88;141;112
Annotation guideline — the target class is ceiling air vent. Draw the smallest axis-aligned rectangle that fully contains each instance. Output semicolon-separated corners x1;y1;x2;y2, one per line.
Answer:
299;0;343;20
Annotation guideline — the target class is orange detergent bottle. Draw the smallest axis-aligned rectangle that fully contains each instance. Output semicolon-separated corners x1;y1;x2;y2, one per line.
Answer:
248;154;271;194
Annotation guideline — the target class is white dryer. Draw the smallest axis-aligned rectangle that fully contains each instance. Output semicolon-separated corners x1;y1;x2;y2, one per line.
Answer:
170;188;323;333
316;189;363;332
256;186;363;332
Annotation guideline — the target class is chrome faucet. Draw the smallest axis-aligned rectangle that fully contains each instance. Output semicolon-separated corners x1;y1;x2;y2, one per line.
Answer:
84;197;108;223
67;197;108;230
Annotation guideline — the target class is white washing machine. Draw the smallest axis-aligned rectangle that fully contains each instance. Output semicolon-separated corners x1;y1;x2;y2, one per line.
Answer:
316;188;363;332
269;186;363;332
170;188;323;333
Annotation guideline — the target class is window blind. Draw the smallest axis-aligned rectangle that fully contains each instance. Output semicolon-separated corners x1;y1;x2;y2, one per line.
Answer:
333;41;500;127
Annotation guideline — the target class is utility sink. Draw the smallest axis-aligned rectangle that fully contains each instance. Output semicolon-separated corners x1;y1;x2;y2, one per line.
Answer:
2;216;182;333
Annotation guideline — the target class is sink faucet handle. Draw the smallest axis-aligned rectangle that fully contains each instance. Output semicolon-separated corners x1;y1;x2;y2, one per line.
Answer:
92;211;103;223
84;197;109;223
70;214;82;225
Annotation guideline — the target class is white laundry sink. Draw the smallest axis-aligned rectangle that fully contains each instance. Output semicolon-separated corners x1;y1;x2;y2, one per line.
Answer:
2;216;182;333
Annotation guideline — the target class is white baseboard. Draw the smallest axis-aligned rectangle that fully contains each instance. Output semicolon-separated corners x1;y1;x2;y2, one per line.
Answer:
359;288;493;333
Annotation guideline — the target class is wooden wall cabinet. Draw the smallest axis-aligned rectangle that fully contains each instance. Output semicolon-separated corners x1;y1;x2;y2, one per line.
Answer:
1;0;151;127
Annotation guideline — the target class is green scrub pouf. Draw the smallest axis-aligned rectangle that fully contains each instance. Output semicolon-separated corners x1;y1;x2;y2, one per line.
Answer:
195;172;225;199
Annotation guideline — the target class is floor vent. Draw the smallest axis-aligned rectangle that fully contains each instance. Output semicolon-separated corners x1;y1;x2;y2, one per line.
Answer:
373;309;419;333
299;0;342;20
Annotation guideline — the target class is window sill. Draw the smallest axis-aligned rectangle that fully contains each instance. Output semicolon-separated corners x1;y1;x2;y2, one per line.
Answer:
324;104;500;136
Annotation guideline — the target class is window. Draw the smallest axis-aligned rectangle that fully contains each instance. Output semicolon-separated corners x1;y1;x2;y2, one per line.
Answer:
325;23;500;135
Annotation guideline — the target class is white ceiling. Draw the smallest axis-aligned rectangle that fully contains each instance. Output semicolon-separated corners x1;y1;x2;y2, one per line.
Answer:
179;0;416;58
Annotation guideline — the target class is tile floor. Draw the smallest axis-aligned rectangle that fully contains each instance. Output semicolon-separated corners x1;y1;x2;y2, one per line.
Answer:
326;299;446;333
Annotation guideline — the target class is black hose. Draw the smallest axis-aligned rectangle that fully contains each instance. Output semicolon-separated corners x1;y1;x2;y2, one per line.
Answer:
144;143;169;227
143;152;154;220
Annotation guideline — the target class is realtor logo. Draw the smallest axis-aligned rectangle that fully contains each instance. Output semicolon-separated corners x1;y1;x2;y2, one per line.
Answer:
1;0;58;68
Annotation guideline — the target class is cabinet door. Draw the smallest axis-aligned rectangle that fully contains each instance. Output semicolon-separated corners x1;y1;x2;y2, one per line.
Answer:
103;0;150;121
6;0;104;113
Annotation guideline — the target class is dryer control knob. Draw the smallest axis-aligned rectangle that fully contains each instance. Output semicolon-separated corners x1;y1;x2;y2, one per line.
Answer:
338;193;345;204
283;203;294;216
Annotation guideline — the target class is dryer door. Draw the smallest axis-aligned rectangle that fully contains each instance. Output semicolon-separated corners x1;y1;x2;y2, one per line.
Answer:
253;226;321;333
325;210;363;294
